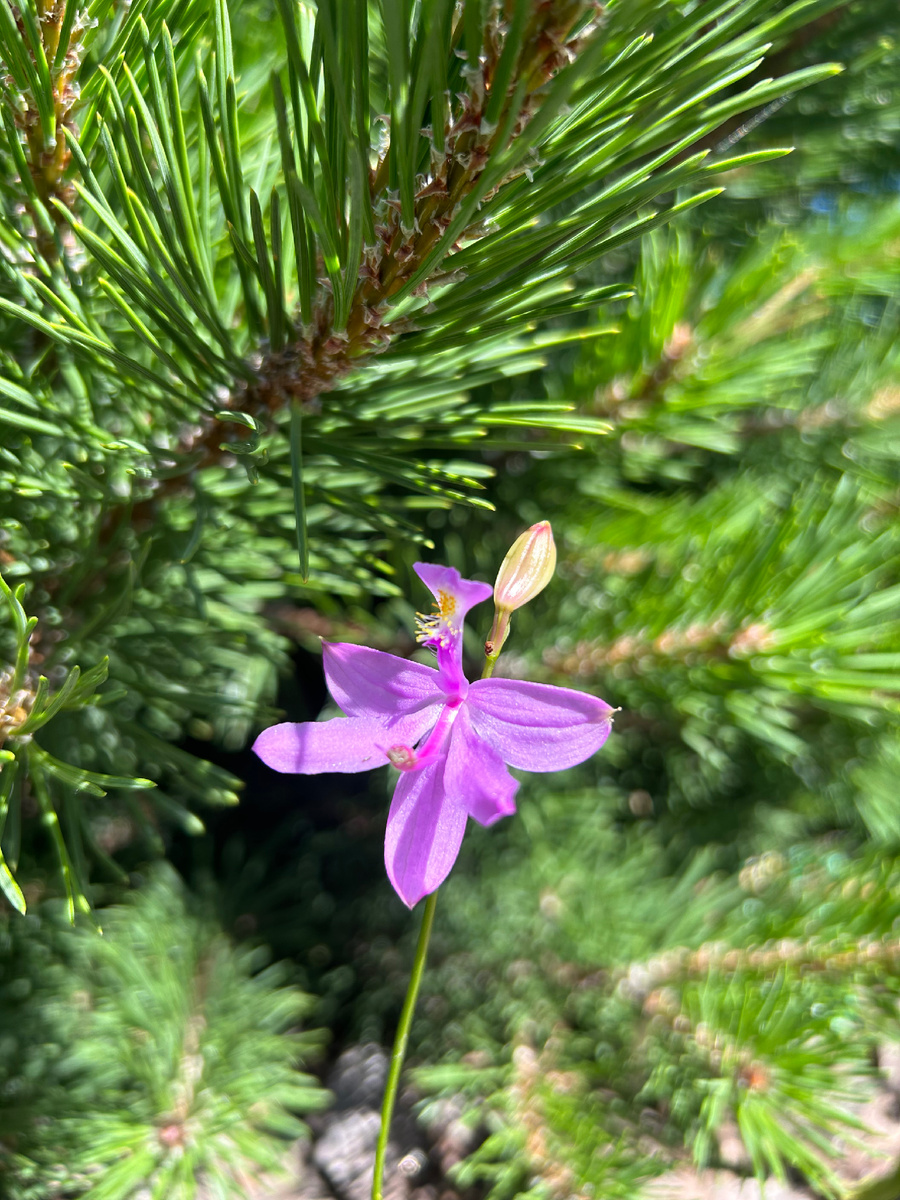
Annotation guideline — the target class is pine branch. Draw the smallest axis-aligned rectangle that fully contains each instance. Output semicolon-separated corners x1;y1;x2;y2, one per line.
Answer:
88;0;613;494
0;0;86;258
1;0;844;531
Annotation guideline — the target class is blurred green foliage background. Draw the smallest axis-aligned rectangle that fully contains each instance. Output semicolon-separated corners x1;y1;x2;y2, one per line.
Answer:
3;0;900;1197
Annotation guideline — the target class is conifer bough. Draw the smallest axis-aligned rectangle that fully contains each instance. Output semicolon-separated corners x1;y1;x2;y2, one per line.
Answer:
0;0;841;513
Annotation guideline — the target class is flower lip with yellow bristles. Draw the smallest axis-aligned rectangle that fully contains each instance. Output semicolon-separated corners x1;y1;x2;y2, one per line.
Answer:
413;563;492;697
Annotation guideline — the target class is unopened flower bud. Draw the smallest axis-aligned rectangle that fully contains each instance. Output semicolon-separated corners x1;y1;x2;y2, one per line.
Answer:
485;521;557;662
493;521;557;612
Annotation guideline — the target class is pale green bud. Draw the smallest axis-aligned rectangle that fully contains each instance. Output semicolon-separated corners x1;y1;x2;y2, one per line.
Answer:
493;520;557;612
485;521;557;659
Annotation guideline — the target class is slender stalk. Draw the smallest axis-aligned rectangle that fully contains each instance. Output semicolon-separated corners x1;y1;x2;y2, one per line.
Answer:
481;653;498;678
371;646;500;1199
371;888;438;1200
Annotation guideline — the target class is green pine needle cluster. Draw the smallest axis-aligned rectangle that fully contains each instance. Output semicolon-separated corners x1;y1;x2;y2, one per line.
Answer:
0;864;329;1200
535;209;900;832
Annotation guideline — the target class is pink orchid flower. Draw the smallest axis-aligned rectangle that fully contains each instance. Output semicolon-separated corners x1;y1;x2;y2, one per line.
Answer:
253;564;614;907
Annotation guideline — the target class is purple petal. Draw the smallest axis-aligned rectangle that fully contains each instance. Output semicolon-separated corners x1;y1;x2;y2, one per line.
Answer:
446;704;518;826
323;642;443;720
253;708;435;775
385;759;468;907
467;678;614;772
253;717;386;773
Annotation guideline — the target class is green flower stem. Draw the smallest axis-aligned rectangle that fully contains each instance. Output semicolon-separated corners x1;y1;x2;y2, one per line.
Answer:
371;888;438;1200
481;653;499;678
371;649;501;1199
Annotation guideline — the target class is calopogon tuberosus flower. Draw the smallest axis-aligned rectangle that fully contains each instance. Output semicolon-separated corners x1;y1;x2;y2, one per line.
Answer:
253;564;614;907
